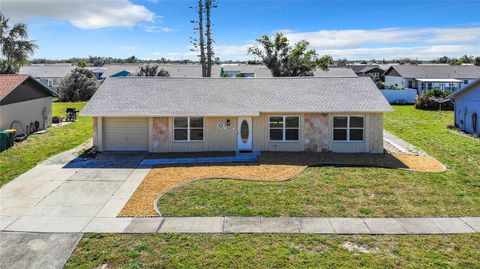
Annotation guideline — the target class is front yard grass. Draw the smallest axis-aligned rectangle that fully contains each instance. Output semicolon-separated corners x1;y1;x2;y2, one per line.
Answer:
0;102;91;186
66;233;480;268
157;106;480;217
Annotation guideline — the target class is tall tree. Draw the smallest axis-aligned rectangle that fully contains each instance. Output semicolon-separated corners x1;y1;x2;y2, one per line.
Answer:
248;33;332;77
191;0;216;77
58;68;97;102
474;57;480;66
457;55;474;64
0;13;37;74
136;64;170;77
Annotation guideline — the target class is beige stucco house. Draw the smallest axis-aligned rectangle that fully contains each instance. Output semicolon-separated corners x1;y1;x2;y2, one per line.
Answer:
0;74;58;134
81;77;392;153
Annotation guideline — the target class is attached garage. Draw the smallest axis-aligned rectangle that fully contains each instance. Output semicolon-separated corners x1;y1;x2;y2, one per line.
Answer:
102;117;148;151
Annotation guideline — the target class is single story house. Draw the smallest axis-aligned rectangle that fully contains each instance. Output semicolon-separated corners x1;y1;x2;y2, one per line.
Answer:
221;65;358;78
87;67;106;80
100;64;140;79
19;64;75;93
0;74;58;134
351;65;385;81
383;65;480;93
447;77;480;136
81;77;392;153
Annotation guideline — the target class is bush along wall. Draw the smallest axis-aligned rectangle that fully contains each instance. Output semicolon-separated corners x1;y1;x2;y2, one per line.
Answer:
415;88;454;111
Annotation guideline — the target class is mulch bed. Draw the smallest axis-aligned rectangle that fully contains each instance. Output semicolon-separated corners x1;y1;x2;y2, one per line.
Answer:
118;151;446;217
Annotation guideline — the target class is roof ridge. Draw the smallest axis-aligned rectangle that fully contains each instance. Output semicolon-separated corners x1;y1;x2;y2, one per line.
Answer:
110;76;362;80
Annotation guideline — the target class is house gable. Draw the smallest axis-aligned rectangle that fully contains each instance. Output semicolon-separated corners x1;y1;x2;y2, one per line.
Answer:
383;67;402;77
0;77;57;106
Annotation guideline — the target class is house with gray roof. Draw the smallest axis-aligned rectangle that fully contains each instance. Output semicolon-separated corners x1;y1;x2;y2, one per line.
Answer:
19;64;76;93
447;77;480;136
100;64;140;79
81;77;391;153
384;65;480;93
313;67;358;78
350;65;385;81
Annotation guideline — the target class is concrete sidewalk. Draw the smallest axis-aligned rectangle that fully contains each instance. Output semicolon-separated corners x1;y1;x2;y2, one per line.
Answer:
3;216;479;234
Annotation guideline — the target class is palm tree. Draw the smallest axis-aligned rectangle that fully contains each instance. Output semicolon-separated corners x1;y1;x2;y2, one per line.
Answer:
0;13;37;73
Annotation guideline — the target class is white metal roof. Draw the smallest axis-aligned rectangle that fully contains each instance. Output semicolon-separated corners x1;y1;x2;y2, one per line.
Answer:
416;78;462;83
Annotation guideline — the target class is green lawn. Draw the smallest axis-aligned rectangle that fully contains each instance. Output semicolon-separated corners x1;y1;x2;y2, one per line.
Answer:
157;106;480;217
0;102;92;186
66;234;480;269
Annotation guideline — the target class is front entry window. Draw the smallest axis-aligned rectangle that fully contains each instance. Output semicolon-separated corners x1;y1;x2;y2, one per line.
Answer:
269;116;300;141
240;120;249;143
174;117;204;141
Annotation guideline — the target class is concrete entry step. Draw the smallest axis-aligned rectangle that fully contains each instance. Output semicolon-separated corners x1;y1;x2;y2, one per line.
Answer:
141;153;258;165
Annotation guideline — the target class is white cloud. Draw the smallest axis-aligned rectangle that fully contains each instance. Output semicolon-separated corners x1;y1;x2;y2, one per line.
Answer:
211;27;480;60
323;45;480;60
145;26;178;33
186;44;480;61
278;27;480;49
1;0;155;29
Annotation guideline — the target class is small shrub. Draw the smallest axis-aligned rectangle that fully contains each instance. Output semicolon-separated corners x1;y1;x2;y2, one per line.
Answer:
375;81;384;89
358;207;371;215
52;116;62;124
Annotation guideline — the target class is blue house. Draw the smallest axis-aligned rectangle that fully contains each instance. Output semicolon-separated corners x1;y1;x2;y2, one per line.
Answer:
447;78;480;136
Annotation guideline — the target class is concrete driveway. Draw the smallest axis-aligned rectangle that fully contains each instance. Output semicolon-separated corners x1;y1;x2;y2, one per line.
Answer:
0;151;150;233
0;232;82;269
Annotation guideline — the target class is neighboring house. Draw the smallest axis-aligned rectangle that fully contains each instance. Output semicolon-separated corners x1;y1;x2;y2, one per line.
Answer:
161;65;222;77
221;65;358;78
19;64;75;93
447;78;480;136
100;64;140;79
0;74;58;134
87;67;106;80
220;64;269;77
383;65;480;93
351;65;385;81
81;77;392;153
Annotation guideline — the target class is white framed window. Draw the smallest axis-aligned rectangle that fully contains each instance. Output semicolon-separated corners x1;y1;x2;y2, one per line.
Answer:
173;117;204;141
333;116;364;142
269;116;300;142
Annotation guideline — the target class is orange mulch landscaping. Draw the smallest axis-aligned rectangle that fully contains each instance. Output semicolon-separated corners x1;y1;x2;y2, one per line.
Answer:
118;152;446;217
118;163;306;217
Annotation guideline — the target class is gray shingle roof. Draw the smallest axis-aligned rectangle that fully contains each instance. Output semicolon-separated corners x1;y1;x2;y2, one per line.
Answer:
100;64;140;78
313;68;358;77
81;77;392;117
387;65;480;79
19;64;75;78
350;65;381;73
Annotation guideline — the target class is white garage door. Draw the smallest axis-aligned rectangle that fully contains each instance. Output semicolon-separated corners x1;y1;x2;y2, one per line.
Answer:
103;117;149;151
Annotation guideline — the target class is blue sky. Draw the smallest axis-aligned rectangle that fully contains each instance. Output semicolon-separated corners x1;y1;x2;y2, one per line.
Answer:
1;0;479;60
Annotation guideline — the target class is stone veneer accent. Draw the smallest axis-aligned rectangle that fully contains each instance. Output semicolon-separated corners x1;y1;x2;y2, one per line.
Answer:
152;117;169;152
304;113;329;152
367;113;384;153
93;117;98;148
